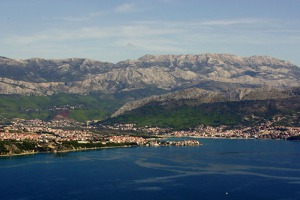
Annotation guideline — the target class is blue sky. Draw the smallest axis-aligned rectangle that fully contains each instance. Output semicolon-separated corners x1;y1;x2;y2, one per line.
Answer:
0;0;300;66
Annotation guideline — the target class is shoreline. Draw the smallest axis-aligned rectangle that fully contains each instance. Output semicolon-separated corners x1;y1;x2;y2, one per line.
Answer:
0;151;38;158
188;136;255;139
0;136;295;158
0;145;135;158
163;135;255;140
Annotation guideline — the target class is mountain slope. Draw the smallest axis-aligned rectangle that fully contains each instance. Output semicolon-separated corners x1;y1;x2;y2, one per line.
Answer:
112;87;300;117
0;93;124;122
103;96;300;129
0;54;299;95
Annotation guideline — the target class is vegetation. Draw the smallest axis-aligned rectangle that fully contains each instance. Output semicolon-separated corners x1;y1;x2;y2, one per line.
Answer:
0;89;170;122
0;140;37;155
1;92;300;129
0;93;124;122
0;140;136;156
0;141;10;154
102;97;300;129
103;103;240;129
14;141;36;151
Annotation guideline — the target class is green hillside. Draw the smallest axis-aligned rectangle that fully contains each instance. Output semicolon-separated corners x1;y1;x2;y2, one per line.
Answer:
0;87;170;123
0;93;123;122
102;97;300;129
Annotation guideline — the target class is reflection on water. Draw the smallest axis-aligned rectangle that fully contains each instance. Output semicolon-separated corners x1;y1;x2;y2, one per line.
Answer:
133;157;300;185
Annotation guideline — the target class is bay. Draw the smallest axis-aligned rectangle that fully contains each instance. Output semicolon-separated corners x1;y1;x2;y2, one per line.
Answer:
0;138;300;200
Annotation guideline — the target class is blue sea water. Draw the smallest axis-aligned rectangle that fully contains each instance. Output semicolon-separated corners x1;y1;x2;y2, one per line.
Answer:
0;138;300;200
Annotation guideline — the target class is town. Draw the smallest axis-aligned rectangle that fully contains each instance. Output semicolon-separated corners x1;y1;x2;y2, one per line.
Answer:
0;115;299;143
99;119;300;140
0;118;202;156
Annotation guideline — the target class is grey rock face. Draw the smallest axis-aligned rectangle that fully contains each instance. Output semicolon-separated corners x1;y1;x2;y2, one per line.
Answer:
0;54;299;95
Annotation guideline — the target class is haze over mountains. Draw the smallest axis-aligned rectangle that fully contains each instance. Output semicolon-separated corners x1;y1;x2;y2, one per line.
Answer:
0;54;299;96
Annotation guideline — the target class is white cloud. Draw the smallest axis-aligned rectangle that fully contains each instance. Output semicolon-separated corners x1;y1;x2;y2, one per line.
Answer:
1;17;299;64
3;27;117;45
160;0;182;4
114;38;183;52
54;16;89;22
53;11;108;22
2;18;290;46
120;25;181;37
199;18;270;26
3;22;181;45
114;3;135;13
89;11;107;17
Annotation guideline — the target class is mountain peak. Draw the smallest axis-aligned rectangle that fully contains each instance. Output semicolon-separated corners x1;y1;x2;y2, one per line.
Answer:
135;53;296;68
246;55;293;66
138;54;157;61
0;53;299;95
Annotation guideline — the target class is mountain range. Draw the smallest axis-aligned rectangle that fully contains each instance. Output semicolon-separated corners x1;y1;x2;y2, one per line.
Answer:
0;54;299;96
1;53;300;125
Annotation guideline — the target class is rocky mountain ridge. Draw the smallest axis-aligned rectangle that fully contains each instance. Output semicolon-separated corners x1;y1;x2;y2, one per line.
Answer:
112;87;300;117
0;54;299;96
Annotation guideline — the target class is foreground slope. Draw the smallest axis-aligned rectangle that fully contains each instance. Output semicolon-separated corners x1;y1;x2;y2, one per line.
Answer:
104;95;300;129
112;87;300;117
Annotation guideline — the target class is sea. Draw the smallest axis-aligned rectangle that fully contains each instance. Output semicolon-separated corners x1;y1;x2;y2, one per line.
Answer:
0;138;300;200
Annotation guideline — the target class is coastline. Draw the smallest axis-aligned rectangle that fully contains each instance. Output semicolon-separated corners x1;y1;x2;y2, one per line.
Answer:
0;136;202;157
188;136;256;140
0;151;38;158
163;135;255;140
0;145;135;158
1;135;295;158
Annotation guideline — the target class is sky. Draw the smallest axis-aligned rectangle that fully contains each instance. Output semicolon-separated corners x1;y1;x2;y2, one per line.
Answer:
0;0;300;66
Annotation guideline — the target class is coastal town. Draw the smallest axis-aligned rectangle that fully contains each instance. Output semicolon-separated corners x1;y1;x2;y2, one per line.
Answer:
0;120;201;146
0;116;299;142
0;116;299;156
0;118;203;156
99;119;300;140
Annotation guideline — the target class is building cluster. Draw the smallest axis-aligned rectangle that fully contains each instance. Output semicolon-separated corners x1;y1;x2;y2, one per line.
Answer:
100;123;171;134
11;118;83;129
0;132;40;141
47;104;82;111
0;118;202;147
0;128;94;142
0;119;94;142
107;135;146;145
167;125;300;139
24;105;83;112
0;116;299;144
106;136;200;147
103;123;138;131
100;119;300;140
148;140;200;146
